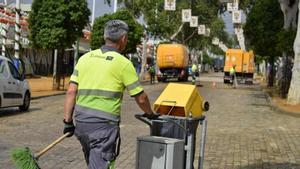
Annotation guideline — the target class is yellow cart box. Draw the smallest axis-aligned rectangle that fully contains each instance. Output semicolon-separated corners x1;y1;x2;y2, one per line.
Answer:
154;83;205;118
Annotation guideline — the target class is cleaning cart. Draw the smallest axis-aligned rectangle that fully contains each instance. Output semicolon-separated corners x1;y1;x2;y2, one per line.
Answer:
135;83;209;169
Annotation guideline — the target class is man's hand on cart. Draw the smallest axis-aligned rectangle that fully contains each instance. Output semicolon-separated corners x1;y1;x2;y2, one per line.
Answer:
142;112;160;120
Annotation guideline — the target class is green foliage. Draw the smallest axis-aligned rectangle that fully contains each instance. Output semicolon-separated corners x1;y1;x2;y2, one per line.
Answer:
254;55;268;64
240;0;256;13
202;52;213;65
28;0;90;49
123;0;230;50
11;147;39;169
182;1;223;49
210;45;224;55
244;0;283;58
277;29;296;56
90;9;143;54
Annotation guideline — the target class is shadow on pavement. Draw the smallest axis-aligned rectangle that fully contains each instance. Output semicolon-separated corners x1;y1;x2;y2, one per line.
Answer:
249;103;271;107
240;162;300;169
251;93;267;99
0;108;41;117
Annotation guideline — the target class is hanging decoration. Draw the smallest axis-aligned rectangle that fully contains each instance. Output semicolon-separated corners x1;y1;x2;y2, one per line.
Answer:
232;10;241;23
164;0;176;11
198;24;205;35
190;16;198;27
182;9;191;22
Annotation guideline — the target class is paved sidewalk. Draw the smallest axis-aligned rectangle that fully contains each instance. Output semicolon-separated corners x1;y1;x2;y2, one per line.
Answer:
1;81;300;169
28;75;300;116
27;76;69;99
27;76;153;99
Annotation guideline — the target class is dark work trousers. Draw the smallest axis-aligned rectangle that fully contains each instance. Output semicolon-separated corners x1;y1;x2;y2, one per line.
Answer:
230;74;234;84
150;72;155;84
192;72;196;84
75;121;120;169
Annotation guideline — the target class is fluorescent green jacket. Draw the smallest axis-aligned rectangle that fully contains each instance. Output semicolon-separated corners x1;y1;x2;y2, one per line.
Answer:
191;64;197;72
230;67;236;75
70;47;143;122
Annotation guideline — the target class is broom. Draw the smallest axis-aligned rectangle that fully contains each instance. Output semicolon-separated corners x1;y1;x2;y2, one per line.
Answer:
10;132;70;169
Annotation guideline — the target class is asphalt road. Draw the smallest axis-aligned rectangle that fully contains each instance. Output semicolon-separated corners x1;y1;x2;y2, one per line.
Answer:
0;72;299;169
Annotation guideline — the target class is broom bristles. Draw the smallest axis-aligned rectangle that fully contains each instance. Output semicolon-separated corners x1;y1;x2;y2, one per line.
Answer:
10;147;40;169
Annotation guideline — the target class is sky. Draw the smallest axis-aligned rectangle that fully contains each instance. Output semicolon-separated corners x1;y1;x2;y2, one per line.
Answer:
221;11;246;35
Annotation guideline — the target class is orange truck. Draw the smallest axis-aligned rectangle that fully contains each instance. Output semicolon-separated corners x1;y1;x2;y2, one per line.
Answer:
223;49;255;84
156;44;189;82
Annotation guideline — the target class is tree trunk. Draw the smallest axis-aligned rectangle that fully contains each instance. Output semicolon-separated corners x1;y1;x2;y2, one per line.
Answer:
52;49;64;90
278;0;298;98
140;36;148;80
277;53;292;98
279;0;299;29
287;1;300;104
267;57;275;87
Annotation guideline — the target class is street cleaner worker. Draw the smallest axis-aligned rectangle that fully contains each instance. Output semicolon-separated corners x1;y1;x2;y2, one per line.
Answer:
191;63;197;85
230;64;237;88
63;20;158;169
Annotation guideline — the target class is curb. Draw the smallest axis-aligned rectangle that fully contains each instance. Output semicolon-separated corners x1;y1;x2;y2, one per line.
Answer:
264;90;300;117
31;92;66;100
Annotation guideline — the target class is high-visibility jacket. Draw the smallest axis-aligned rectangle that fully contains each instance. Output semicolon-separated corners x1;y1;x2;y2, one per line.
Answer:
192;64;197;72
70;47;143;122
148;65;155;73
230;67;236;75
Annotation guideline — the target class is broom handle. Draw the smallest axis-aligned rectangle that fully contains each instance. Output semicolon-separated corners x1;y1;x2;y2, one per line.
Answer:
35;133;70;159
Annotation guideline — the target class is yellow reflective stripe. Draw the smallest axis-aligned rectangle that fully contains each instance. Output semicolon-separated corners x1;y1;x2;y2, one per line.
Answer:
72;69;78;76
75;104;120;122
77;89;122;98
126;80;141;91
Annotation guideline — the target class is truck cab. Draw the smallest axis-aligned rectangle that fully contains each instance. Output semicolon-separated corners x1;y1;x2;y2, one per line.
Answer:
0;56;31;111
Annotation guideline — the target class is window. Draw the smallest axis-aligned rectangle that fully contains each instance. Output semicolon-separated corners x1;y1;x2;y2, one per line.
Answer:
8;62;21;80
0;60;9;79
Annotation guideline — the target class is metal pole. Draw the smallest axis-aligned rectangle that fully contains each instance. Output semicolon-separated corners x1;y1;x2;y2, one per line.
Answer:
198;118;207;169
91;0;95;25
15;0;20;60
185;126;194;169
113;0;117;13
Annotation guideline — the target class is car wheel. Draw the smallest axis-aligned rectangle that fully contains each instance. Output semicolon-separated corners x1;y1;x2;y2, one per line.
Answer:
19;92;30;111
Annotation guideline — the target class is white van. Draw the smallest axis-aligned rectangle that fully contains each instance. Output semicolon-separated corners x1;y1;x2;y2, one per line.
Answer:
0;55;30;111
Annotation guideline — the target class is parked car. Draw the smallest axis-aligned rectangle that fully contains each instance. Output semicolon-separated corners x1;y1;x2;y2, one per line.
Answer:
0;55;30;111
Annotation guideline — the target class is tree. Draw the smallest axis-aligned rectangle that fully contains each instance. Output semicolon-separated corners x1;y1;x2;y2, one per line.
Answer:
122;0;230;50
276;28;296;97
274;0;297;98
28;0;90;89
90;9;143;54
244;0;283;87
288;1;300;104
